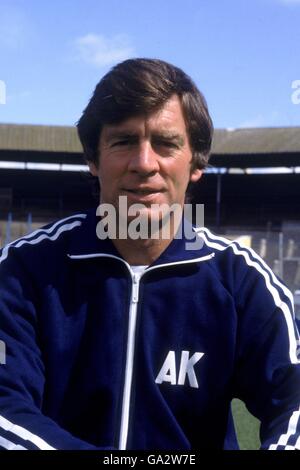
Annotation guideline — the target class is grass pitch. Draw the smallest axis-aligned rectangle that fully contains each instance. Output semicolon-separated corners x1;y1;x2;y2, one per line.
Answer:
232;399;260;450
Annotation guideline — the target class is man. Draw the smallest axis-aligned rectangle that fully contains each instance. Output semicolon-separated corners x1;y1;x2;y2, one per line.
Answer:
0;58;299;450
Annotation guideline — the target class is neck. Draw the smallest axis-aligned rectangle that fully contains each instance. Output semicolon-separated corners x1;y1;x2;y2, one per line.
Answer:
110;213;182;265
111;236;173;265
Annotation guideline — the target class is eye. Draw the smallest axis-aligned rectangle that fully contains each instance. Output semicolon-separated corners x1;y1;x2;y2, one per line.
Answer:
111;139;130;147
152;136;180;150
155;139;178;150
162;141;177;148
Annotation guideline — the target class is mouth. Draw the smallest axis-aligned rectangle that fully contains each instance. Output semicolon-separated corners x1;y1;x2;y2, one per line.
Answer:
121;187;165;202
124;188;162;195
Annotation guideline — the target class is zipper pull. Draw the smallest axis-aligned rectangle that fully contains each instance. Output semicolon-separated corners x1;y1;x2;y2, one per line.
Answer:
132;273;140;303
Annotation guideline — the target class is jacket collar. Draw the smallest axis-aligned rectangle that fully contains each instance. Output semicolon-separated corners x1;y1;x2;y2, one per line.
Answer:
68;207;213;266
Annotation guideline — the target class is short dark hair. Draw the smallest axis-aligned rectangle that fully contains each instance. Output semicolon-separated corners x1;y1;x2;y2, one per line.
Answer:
77;58;213;170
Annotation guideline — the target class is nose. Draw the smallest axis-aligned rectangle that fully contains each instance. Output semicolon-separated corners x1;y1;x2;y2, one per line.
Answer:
127;141;159;176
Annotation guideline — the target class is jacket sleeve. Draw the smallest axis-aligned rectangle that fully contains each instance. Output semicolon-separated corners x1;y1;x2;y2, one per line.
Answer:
0;247;110;450
232;253;300;450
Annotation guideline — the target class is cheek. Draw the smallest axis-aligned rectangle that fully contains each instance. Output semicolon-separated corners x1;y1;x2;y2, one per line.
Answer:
100;154;126;174
172;163;193;186
98;161;124;189
99;159;112;177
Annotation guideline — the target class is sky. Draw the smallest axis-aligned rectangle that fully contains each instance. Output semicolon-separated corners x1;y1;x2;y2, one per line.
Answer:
0;0;300;130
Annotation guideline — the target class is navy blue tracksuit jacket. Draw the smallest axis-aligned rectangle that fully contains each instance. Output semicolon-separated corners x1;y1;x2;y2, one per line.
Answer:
0;209;299;450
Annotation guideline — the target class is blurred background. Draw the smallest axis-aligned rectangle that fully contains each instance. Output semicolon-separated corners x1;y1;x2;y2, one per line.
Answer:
1;0;300;449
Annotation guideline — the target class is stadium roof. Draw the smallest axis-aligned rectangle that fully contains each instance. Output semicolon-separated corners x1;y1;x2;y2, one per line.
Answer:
0;123;300;167
0;123;80;153
212;127;300;155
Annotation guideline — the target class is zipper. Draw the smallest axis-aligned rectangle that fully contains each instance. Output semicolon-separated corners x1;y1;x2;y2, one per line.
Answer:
118;270;141;450
68;251;215;449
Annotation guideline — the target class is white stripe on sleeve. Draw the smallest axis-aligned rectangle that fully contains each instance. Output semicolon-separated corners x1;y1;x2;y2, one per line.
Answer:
0;415;55;450
0;434;27;450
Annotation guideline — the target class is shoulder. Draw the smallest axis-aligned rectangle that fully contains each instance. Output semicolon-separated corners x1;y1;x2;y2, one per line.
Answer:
0;212;88;269
195;228;298;362
194;226;293;310
195;226;270;272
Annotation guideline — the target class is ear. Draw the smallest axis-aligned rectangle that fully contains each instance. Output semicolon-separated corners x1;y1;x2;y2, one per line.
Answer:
88;161;99;177
189;168;203;183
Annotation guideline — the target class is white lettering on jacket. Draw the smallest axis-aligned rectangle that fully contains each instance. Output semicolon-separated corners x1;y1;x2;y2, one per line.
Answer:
155;350;205;388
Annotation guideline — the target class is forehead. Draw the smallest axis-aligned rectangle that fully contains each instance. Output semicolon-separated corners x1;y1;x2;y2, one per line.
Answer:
101;95;187;138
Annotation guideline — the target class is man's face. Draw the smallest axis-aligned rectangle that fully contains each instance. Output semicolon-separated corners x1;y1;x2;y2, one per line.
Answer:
88;94;202;225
